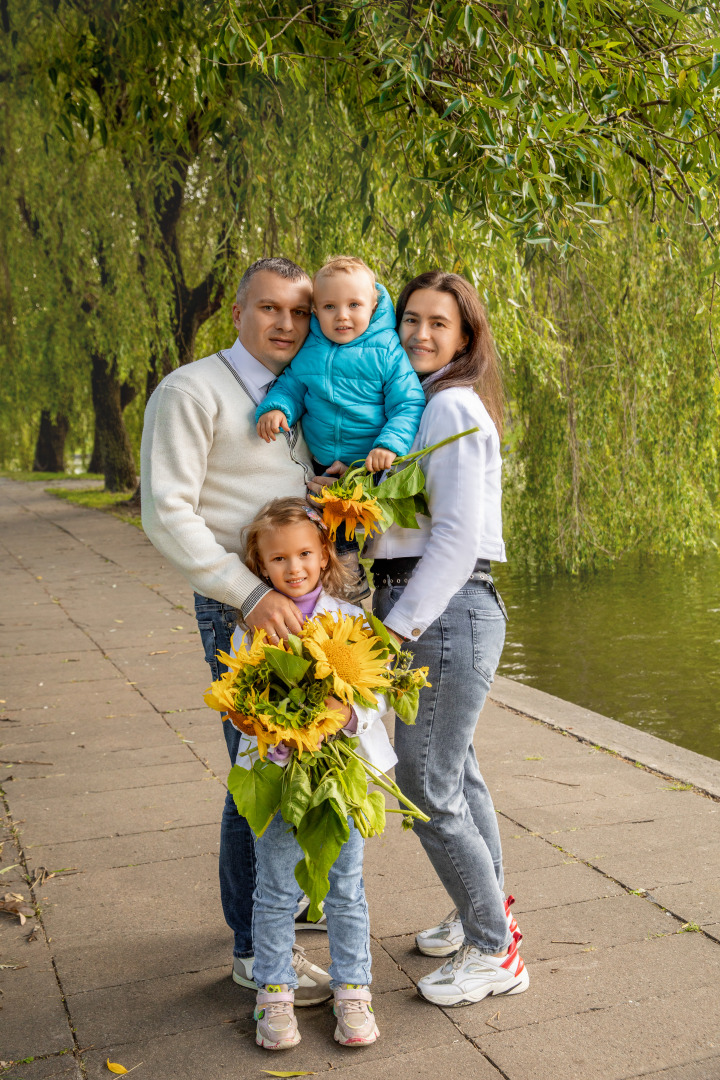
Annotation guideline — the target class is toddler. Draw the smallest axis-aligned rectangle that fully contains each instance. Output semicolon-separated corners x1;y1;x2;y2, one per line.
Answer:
255;257;426;581
233;496;397;1051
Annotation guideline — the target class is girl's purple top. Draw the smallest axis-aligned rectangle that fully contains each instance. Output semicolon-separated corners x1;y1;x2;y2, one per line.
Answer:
295;583;323;622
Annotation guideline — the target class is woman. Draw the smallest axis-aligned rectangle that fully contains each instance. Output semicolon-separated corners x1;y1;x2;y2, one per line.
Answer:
368;270;529;1006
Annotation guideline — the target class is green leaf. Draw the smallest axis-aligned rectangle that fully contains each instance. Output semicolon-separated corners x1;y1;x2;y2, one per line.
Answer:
364;611;401;654
385;496;422;530
287;633;304;657
228;761;283;837
389;686;420;724
281;759;312;828
374;461;425;500
294;855;330;922
336;752;368;804
309;772;348;818
680;108;694;130
296;802;349;875
362;790;386;834
264;646;311;688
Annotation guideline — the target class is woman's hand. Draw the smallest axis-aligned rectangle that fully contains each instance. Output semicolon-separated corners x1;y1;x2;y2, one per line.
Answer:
306;460;349;499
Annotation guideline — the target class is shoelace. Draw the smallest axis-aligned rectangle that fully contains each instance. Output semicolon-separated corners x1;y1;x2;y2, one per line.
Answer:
436;908;460;930
340;997;369;1015
264;1000;295;1023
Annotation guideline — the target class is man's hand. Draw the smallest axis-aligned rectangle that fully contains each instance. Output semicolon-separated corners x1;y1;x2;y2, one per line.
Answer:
365;447;397;472
306;459;349;499
245;590;303;641
257;410;290;442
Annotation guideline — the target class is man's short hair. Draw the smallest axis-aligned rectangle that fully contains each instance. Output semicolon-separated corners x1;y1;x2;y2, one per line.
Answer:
235;257;311;305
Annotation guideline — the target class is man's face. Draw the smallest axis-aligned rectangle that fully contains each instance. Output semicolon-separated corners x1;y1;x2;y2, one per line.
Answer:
232;270;312;375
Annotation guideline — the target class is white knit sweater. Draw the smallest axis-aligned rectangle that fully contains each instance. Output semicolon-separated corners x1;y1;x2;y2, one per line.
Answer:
141;351;312;614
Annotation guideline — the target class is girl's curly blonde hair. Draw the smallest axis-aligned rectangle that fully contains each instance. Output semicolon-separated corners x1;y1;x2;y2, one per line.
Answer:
243;497;355;601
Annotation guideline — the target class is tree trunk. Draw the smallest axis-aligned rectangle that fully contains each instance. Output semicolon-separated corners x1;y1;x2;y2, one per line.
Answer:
90;353;137;492
33;410;69;472
87;414;103;474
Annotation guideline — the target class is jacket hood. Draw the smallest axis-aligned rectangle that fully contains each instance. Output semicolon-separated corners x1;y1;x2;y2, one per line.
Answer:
309;282;396;346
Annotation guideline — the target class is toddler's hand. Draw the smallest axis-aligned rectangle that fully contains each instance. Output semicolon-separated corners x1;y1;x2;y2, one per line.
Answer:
257;410;289;442
324;694;352;723
365;447;397;472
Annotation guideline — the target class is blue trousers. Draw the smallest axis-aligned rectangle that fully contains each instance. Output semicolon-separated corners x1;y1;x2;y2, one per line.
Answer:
373;574;511;954
194;593;255;958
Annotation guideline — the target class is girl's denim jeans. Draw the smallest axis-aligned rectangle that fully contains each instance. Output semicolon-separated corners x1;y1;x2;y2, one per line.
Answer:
194;593;256;959
373;574;511;954
252;812;371;989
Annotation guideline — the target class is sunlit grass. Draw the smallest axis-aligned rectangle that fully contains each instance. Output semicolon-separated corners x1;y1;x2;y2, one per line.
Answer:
46;486;143;529
1;470;102;482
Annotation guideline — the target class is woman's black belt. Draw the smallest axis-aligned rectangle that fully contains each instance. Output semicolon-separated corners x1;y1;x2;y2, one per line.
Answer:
372;556;492;589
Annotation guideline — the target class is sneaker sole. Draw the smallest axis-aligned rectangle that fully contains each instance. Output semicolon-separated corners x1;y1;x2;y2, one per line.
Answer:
294;920;329;932
418;967;530;1007
256;1032;302;1050
294;990;333;1007
334;1024;379;1047
232;970;257;989
416;940;462;957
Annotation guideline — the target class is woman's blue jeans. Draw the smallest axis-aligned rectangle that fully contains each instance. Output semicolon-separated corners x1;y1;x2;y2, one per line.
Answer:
252;813;371;989
373;574;511;954
194;594;255;959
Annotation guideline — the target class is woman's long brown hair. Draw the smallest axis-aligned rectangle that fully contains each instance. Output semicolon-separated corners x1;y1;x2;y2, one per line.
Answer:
395;271;504;438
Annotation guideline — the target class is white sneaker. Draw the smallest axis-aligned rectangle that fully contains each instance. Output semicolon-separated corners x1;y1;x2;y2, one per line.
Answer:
417;931;529;1007
416;895;519;958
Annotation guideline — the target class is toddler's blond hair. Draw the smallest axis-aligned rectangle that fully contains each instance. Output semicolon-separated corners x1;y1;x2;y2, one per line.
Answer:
313;256;376;290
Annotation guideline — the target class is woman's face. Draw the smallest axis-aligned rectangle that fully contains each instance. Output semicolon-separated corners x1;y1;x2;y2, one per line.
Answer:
398;288;469;374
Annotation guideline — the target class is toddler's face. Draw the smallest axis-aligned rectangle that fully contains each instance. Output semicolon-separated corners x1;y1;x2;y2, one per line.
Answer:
257;521;328;599
314;270;377;345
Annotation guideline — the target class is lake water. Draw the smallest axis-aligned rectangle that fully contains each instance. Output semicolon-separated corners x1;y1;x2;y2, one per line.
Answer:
493;550;720;762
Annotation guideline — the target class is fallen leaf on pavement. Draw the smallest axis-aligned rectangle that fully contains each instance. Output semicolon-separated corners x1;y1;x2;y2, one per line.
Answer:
149;650;168;655
0;893;34;924
261;1072;315;1077
0;961;27;970
0;864;19;875
106;1061;142;1075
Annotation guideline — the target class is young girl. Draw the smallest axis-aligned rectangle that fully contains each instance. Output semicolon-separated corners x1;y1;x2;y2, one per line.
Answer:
233;496;396;1051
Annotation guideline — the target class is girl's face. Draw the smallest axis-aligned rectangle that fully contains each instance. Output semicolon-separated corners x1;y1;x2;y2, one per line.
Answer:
257;521;328;598
398;288;468;374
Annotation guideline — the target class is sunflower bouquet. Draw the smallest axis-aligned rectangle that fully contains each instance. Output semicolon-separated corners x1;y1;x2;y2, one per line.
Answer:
312;427;479;542
204;610;431;920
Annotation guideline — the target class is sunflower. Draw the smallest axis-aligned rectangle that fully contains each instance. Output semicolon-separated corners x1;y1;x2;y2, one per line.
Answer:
302;612;393;706
204;668;240;714
227;703;348;759
215;627;285;676
313;483;384;541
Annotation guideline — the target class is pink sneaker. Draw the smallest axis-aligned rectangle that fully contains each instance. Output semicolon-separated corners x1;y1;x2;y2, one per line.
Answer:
254;985;301;1050
333;985;379;1046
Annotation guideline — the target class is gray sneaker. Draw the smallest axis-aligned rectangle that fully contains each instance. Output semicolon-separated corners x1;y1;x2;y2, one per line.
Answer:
233;944;331;1007
295;894;328;931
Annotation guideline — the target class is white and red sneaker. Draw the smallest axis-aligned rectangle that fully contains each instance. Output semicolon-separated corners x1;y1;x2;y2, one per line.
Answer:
417;931;529;1007
416;895;520;958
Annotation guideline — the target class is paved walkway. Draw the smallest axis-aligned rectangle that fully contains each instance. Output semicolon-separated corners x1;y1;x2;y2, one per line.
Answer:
1;477;719;1080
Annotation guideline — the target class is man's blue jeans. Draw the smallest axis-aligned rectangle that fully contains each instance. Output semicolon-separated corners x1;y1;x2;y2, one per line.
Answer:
373;574;511;954
194;593;255;959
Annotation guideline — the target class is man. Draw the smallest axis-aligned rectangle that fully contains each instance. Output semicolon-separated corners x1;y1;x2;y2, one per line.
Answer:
141;257;332;1004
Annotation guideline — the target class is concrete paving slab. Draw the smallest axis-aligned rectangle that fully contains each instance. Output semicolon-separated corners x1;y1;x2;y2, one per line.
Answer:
0;1057;82;1080
650;879;720;926
443;930;720;1039
83;1031;501;1080
14;778;223;846
26;822;221;872
1;715;181;755
504;789;712;835
474;984;720;1080
628;1058;720;1079
7;758;205;799
507;859;624;913
39;853;222;943
0;962;73;1062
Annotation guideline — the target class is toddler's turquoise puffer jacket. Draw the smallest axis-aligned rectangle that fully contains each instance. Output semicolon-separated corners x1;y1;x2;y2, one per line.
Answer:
256;283;426;466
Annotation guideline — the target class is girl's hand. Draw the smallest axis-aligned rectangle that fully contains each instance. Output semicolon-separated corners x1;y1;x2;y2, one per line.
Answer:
257;410;289;442
324;694;352;722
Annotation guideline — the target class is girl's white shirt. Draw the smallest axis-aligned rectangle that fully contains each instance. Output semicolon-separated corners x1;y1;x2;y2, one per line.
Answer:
231;589;398;774
365;386;506;640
